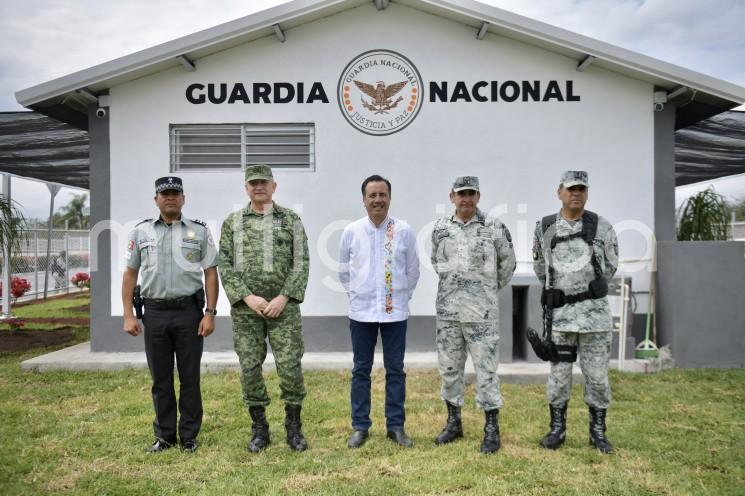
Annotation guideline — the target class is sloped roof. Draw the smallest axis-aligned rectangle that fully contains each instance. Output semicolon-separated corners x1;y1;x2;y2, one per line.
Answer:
0;112;89;189
16;0;745;130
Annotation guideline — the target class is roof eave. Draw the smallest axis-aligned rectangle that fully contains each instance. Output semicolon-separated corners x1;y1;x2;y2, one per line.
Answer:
15;0;357;108
15;0;745;129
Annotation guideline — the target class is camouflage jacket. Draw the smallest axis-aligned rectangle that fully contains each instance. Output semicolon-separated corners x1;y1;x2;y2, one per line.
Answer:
218;202;309;315
431;210;516;322
532;211;619;332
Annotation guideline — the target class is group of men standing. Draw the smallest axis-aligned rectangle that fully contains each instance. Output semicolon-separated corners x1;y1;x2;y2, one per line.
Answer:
122;165;618;456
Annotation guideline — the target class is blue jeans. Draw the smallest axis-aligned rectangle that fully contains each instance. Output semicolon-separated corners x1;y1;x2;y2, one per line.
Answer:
349;319;407;431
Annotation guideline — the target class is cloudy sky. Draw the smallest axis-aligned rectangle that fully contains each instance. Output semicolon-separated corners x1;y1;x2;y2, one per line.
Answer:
1;0;744;215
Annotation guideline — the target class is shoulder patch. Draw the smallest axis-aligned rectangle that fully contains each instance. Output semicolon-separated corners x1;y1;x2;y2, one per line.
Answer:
191;219;207;227
503;225;512;243
135;218;152;226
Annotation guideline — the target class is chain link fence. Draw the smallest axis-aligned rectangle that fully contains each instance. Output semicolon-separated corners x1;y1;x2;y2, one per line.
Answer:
4;229;90;301
732;221;745;241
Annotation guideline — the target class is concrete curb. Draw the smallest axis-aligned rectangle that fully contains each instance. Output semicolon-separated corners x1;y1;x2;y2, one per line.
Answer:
21;342;656;384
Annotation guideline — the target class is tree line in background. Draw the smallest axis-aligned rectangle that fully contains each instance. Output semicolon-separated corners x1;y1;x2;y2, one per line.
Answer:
0;193;88;269
27;193;90;229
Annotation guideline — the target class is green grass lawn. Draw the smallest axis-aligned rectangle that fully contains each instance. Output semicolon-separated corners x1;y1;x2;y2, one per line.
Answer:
11;293;89;319
1;297;744;495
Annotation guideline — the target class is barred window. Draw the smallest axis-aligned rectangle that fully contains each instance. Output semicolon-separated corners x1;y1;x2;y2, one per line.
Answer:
170;123;315;172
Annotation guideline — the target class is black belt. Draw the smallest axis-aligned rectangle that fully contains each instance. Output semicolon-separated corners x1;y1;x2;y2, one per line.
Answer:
541;278;608;309
143;293;198;310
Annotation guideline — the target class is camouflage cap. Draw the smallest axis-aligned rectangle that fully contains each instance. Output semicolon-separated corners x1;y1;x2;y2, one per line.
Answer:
245;164;274;183
560;170;589;188
452;176;479;192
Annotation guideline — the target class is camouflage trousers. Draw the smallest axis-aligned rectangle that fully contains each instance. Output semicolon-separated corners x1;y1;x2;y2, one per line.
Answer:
232;302;306;408
547;331;612;409
436;319;503;411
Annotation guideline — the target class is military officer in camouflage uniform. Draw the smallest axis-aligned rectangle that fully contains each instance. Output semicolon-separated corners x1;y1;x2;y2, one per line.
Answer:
218;164;310;452
532;170;618;454
122;176;219;454
431;176;516;454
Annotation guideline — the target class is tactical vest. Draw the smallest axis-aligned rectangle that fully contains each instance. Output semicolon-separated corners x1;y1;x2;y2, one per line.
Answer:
540;210;608;308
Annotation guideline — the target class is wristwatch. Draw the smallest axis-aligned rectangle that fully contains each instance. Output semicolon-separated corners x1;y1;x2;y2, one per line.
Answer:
204;308;217;316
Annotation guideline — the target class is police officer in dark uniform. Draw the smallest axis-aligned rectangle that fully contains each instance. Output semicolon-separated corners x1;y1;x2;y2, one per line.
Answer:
122;176;219;453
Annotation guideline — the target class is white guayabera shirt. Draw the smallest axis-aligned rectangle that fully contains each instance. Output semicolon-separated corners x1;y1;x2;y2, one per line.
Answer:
339;215;420;323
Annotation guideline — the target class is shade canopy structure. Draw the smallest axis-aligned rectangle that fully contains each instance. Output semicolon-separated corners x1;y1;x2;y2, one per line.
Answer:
0;112;89;189
1;108;744;189
674;110;745;186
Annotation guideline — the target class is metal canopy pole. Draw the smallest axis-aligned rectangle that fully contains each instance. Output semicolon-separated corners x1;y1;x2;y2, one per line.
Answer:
43;183;61;299
1;174;11;317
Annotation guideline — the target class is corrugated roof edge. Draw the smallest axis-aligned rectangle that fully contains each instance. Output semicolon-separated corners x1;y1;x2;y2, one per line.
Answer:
14;0;745;113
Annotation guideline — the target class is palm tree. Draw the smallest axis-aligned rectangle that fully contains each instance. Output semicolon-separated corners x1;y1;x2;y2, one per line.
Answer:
0;196;26;260
676;187;731;241
59;193;89;229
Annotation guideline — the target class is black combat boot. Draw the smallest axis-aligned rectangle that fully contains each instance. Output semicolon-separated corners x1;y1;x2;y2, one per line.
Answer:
588;407;614;454
435;401;464;445
480;409;501;454
540;403;567;450
248;406;270;453
285;404;308;452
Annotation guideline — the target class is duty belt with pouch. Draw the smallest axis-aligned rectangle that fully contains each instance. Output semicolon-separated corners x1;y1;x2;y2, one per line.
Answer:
143;288;205;310
540;278;608;309
528;210;606;363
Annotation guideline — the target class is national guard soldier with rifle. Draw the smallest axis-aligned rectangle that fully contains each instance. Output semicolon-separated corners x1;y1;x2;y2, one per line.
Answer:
530;171;618;454
122;176;219;454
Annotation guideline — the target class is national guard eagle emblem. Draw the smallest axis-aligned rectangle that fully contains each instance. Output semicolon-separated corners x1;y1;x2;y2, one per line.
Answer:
338;50;423;136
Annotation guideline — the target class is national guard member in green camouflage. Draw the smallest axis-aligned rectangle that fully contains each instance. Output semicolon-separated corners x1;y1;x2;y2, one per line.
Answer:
218;164;310;452
532;170;619;454
122;176;219;454
431;176;516;454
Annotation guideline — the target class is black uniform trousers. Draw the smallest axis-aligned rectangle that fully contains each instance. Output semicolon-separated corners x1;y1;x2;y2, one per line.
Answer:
143;303;203;443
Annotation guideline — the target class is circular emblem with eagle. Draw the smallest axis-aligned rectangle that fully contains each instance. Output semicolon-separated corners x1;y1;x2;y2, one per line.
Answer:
337;50;423;136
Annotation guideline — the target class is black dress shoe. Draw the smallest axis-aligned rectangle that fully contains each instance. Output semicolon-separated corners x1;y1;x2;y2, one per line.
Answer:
347;429;369;449
387;428;413;448
147;438;175;453
181;439;199;453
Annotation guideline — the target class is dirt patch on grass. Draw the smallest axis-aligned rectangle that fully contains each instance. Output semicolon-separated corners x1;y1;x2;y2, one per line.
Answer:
0;328;76;352
11;292;88;308
64;304;91;313
24;317;89;326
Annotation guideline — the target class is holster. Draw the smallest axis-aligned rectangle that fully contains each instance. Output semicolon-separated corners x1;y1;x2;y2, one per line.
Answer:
541;288;566;308
195;288;206;309
554;344;578;362
133;285;144;320
588;278;608;299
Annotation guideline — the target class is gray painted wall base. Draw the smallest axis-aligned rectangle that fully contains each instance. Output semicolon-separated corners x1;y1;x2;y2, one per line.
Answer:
91;291;514;360
657;241;745;368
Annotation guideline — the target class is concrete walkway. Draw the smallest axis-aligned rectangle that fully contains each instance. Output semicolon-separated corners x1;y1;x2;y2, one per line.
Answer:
21;342;658;384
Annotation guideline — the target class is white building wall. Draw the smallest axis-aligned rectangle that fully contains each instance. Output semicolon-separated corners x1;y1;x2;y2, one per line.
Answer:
109;3;654;316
